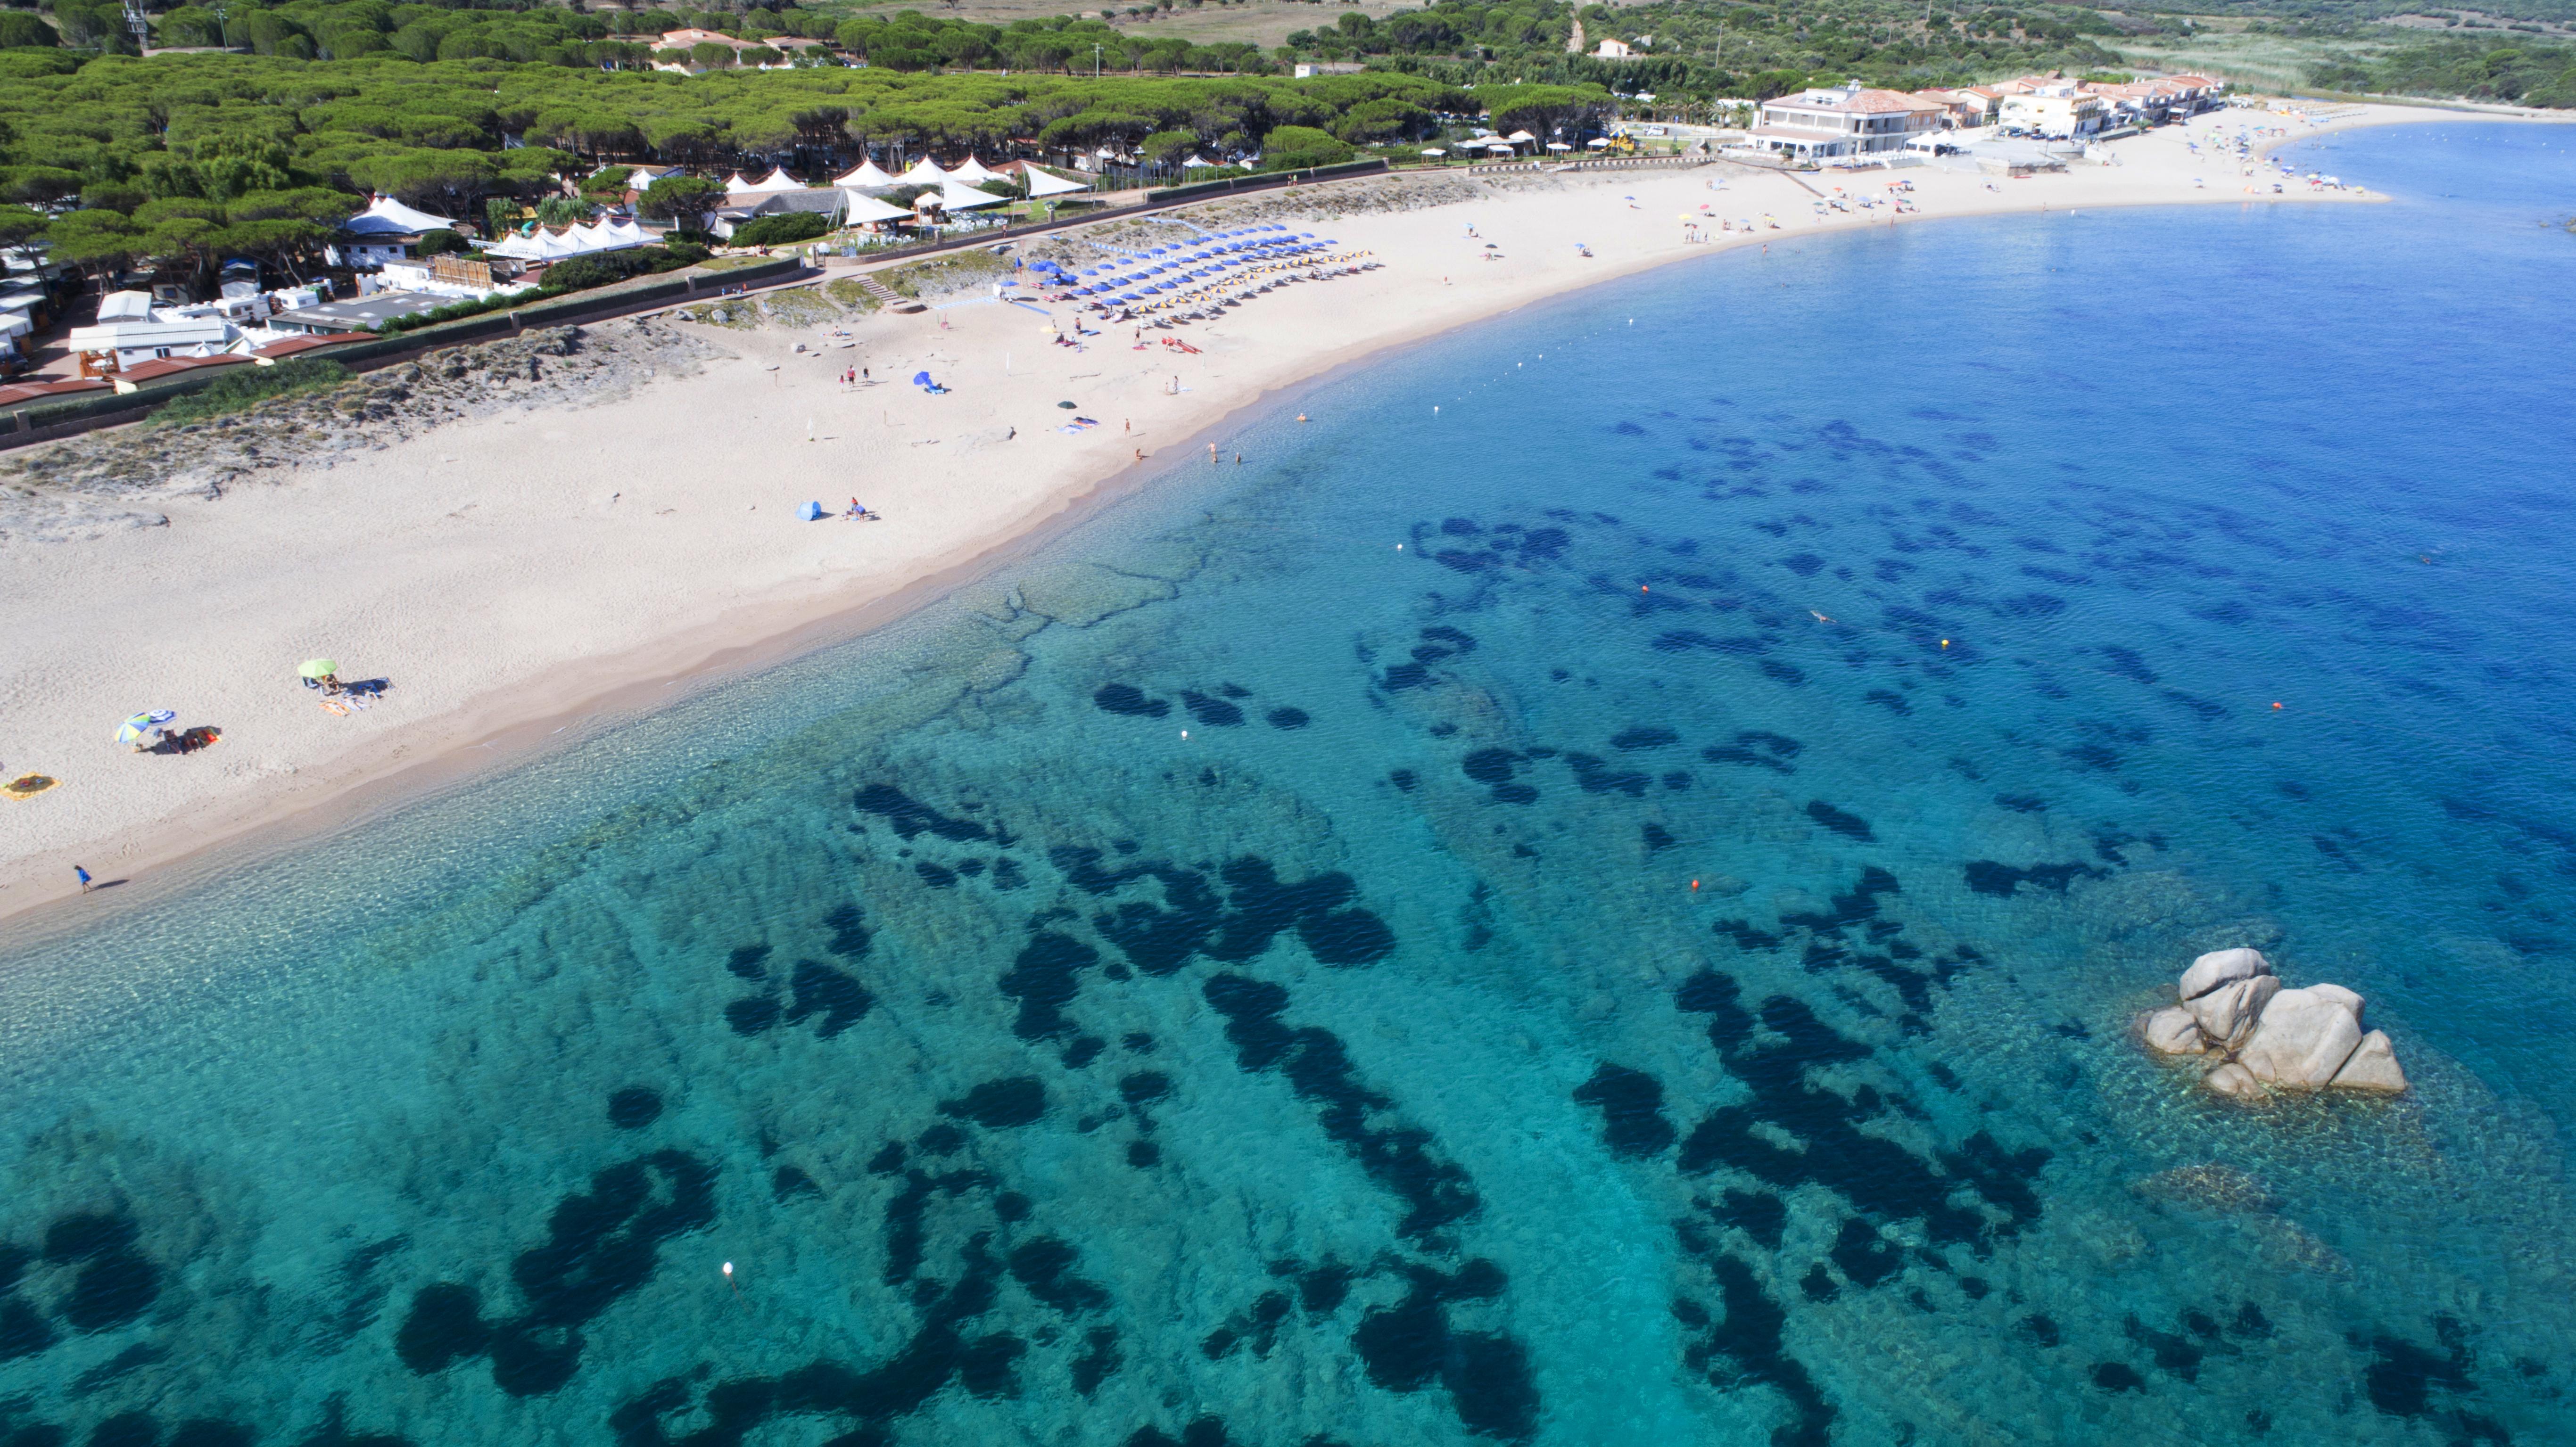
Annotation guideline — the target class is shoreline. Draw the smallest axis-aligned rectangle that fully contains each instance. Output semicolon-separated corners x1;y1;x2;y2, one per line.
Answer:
0;101;2549;933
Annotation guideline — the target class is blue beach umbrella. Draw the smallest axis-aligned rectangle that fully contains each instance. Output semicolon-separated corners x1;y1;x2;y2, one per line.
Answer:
115;709;175;745
912;370;932;386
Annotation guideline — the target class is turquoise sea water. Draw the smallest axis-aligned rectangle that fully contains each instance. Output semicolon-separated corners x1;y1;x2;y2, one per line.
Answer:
4;123;2575;1446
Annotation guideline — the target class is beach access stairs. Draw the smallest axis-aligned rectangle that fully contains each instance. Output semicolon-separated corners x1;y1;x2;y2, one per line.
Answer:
847;274;925;314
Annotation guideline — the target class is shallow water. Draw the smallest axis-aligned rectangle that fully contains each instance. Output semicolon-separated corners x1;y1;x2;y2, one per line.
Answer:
3;123;2574;1447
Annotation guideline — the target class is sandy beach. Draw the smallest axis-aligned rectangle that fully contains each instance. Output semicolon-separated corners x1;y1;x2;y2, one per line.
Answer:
0;100;2531;924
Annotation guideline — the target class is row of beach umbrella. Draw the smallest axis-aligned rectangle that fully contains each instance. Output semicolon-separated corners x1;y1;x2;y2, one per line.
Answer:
1031;225;1337;307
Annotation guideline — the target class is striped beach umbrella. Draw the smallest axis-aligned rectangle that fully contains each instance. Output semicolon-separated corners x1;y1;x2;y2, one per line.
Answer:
116;709;175;745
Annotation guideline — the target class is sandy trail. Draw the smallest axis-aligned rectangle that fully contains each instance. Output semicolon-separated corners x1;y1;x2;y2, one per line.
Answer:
0;102;2531;923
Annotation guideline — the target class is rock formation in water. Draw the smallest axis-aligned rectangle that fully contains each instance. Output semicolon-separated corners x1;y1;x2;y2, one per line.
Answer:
2141;948;2408;1098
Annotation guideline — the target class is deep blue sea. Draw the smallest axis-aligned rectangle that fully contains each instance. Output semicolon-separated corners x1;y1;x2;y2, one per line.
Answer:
4;123;2574;1447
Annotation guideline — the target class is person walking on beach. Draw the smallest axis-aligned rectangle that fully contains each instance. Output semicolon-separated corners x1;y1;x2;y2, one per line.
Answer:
74;864;91;893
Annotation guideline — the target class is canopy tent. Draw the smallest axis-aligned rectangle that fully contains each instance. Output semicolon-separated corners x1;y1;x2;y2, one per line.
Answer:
928;181;1006;212
1181;155;1217;169
898;158;951;186
834;158;899;189
341;194;457;239
1420;148;1447;157
840;191;914;225
1506;129;1538;142
740;167;805;195
948;156;1000;184
1546;141;1574;152
485;217;650;261
1021;166;1089;198
721;172;756;196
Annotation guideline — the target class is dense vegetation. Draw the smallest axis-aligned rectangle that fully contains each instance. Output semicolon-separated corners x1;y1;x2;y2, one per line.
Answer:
2122;0;2576;24
1282;0;2134;99
153;356;350;421
0;25;1512;287
2308;35;2576;104
0;0;2563;300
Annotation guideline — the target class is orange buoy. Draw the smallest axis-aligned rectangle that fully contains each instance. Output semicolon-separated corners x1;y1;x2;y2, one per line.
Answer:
2271;702;2284;710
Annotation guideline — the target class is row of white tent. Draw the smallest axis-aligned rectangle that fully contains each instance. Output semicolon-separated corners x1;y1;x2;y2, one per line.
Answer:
723;157;1088;198
484;216;652;260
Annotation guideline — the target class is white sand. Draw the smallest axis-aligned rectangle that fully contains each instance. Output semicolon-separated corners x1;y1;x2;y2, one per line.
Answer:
0;102;2525;921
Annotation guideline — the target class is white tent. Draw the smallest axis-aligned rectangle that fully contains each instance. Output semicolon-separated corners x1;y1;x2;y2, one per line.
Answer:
341;194;458;238
579;217;649;248
948;155;999;184
1021;166;1088;198
743;167;804;194
1506;129;1537;143
929;180;1006;212
840;191;914;225
898;158;951;185
834;157;899;189
484;217;650;261
721;172;758;196
1181;155;1216;169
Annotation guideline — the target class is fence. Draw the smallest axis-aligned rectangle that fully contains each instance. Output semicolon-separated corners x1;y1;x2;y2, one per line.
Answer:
1142;157;1390;205
1463;154;1715;176
0;256;810;446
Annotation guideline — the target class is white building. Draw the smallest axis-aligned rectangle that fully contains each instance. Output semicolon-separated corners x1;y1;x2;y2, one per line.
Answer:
1751;82;1947;160
66;290;242;373
1999;82;2108;140
334;194;462;271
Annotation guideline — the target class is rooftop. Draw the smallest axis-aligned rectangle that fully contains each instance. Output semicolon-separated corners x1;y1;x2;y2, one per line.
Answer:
272;292;445;332
1768;84;1942;115
114;354;252;387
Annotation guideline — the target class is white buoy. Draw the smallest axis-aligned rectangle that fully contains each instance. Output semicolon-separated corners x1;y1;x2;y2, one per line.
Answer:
723;1261;734;1277
1180;730;1189;740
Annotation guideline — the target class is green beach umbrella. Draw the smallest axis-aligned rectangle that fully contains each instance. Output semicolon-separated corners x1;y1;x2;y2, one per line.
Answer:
298;658;339;679
116;709;174;745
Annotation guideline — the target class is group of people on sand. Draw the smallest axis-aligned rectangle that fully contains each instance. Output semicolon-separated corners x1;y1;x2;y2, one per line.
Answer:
130;723;219;756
